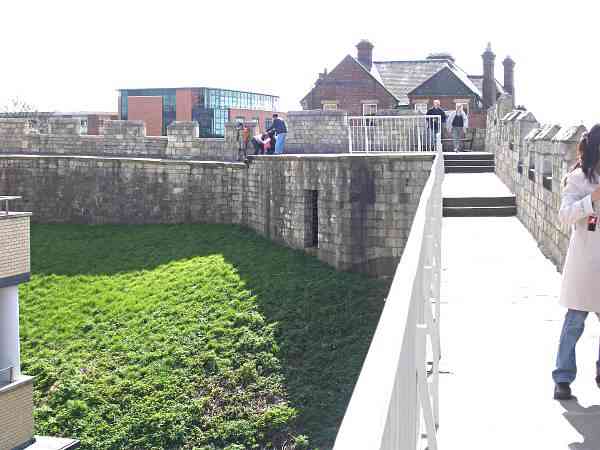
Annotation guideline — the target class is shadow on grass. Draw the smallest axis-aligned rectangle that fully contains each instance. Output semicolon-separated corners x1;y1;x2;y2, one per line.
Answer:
30;224;388;449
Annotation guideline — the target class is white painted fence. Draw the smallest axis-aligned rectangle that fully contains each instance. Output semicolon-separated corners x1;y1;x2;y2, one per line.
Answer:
333;144;444;450
348;115;442;153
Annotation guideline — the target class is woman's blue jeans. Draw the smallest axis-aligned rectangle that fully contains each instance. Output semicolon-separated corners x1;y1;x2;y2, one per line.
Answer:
552;309;600;384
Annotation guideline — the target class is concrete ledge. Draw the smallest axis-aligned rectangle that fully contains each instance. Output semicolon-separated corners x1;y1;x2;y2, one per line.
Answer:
0;375;33;394
0;212;32;221
20;436;80;450
249;152;436;162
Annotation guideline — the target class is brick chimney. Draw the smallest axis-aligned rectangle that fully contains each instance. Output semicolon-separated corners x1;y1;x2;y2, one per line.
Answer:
503;55;515;104
482;42;497;109
356;40;374;71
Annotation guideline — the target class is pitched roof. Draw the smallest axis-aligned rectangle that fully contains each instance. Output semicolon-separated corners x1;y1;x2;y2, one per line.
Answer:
301;55;399;105
372;60;448;105
372;59;487;105
467;75;506;96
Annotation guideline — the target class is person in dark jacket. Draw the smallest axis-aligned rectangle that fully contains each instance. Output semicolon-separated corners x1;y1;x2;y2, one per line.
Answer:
447;104;469;152
266;114;287;154
426;99;447;149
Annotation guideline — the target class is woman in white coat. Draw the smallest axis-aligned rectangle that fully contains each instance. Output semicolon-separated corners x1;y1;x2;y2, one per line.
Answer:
553;124;600;400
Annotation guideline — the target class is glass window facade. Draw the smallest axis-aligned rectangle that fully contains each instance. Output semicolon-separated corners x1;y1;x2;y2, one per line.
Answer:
119;87;279;138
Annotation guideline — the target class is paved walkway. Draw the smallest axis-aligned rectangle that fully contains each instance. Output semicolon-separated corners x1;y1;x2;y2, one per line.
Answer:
439;175;600;449
443;172;513;198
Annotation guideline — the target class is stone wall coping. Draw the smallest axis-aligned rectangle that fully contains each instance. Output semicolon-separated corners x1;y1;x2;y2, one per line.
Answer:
534;124;561;141
287;110;348;118
104;120;145;127
524;128;541;141
0;153;246;168
0;211;32;221
0;118;31;124
552;125;587;143
516;111;537;123
0;375;33;395
249;152;435;162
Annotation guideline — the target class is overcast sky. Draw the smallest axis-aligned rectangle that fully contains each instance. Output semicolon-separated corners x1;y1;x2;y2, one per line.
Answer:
2;0;598;127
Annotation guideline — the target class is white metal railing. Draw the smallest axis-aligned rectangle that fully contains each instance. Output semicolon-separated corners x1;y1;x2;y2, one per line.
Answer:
348;115;442;153
333;143;444;450
0;196;21;215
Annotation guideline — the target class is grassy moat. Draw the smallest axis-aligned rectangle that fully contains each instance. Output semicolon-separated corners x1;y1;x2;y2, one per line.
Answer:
20;224;387;450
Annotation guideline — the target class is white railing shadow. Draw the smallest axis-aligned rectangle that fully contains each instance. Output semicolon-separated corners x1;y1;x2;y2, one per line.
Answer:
333;140;444;450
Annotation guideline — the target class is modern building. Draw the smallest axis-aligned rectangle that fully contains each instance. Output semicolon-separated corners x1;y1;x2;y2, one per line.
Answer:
301;40;514;129
118;87;279;137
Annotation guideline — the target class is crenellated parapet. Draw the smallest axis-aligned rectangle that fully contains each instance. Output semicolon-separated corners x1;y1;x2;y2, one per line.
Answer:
486;106;589;269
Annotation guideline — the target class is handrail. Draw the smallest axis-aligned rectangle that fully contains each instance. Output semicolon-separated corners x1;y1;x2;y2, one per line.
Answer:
333;140;444;449
0;196;21;215
348;115;442;153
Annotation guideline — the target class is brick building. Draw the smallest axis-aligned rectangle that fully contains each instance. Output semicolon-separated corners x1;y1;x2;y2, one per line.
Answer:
301;41;515;129
118;87;279;137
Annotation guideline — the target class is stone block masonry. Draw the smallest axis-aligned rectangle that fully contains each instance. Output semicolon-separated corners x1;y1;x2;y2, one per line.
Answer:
485;97;586;270
0;376;34;450
0;153;433;277
0;214;30;285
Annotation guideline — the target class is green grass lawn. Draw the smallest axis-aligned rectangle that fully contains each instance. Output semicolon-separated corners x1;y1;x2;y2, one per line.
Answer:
20;224;387;450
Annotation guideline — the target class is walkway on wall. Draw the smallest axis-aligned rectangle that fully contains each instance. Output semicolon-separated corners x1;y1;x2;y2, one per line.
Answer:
438;173;600;449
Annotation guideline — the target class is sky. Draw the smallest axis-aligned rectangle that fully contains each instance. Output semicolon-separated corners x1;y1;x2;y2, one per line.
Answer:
1;0;599;128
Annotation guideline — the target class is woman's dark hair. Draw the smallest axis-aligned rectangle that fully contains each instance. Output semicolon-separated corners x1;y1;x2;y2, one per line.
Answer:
571;124;600;184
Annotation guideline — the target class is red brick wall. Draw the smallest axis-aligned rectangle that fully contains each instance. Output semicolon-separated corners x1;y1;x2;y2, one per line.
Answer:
228;109;286;132
302;55;397;115
176;89;193;121
409;95;487;129
128;96;163;136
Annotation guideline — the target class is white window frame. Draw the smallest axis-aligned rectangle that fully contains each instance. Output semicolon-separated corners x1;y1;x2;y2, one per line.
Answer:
322;102;338;111
454;99;470;114
362;103;377;116
414;102;429;114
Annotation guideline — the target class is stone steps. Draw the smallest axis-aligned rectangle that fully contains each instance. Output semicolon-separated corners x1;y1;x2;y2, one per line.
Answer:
445;165;495;173
443;196;516;208
443;152;495;174
443;205;517;217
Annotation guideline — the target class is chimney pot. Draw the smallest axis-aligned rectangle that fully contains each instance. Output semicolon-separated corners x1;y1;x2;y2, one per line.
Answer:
482;42;497;109
356;40;374;71
503;56;516;105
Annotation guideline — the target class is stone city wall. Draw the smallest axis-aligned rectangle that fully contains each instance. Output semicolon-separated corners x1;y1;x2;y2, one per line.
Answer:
0;118;247;162
0;153;433;277
285;110;349;154
485;97;586;270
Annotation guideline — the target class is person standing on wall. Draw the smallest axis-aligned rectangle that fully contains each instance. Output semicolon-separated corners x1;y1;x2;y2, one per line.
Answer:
267;113;287;154
552;125;600;400
426;99;447;150
447;104;468;152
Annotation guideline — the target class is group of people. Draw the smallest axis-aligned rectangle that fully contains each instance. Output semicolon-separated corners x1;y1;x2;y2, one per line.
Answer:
426;99;469;152
236;113;287;162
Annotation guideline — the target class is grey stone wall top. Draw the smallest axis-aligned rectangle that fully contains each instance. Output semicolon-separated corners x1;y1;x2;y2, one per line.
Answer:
102;120;146;137
0;153;247;168
552;125;586;143
534;124;561;141
249;153;435;162
516;111;537;123
287;110;348;118
524;128;541;141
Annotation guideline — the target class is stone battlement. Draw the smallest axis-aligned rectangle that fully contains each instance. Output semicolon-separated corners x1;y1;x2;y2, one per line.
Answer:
486;96;587;269
0;118;248;161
